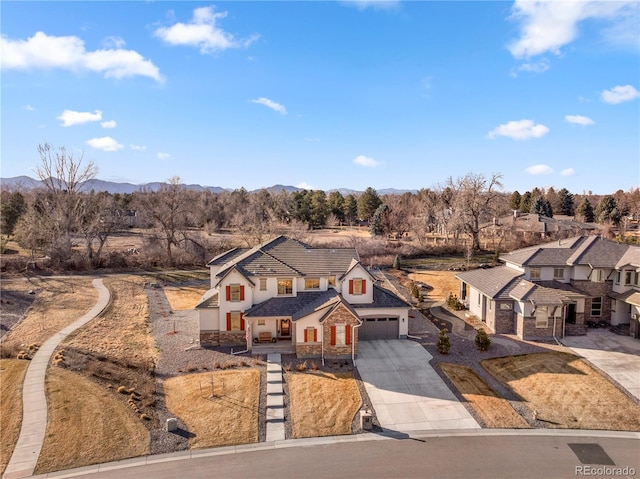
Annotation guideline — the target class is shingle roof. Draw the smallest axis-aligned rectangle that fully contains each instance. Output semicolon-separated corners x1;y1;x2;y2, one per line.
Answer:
351;284;411;309
509;280;567;305
456;266;523;299
211;235;358;280
615;246;640;270
243;289;340;320
568;236;630;267
206;247;250;267
195;290;219;309
609;290;640;306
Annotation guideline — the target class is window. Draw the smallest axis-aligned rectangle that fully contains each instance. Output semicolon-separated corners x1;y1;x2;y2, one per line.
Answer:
328;276;336;287
499;303;512;310
331;324;351;346
635;272;639;286
258;319;266;326
349;278;366;295
611;299;616;313
277;279;293;295
305;278;320;290
530;268;541;280
591;297;602;317
304;327;317;342
535;307;548;328
625;271;633;285
592;269;606;283
553;268;564;280
259;278;267;291
226;284;244;302
615;272;621;284
227;312;244;331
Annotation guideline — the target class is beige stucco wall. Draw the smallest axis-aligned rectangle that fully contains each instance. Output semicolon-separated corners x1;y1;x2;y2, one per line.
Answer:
341;265;374;304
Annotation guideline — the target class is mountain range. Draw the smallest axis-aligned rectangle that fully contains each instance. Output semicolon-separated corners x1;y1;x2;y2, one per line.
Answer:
0;176;415;196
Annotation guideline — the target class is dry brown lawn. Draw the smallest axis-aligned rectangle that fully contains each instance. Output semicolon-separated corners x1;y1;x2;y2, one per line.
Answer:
35;366;150;474
483;352;640;431
164;369;260;448
407;271;460;302
0;359;29;475
288;371;362;438
2;277;97;347
164;285;210;311
440;363;529;429
65;276;157;368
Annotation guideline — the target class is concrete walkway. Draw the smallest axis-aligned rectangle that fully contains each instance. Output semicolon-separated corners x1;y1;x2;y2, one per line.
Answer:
562;329;640;401
356;340;479;432
265;354;285;442
3;278;111;479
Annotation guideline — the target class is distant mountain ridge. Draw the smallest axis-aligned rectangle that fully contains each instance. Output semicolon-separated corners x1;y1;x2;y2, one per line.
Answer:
0;176;416;196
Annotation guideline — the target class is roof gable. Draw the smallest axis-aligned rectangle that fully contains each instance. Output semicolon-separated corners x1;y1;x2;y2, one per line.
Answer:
457;266;523;299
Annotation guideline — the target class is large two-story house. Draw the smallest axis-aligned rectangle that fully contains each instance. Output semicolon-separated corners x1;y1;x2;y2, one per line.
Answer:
196;236;411;359
456;235;640;340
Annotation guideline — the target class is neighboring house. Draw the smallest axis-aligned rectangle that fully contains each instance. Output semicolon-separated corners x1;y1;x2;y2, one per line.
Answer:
196;236;410;359
485;212;596;241
457;235;640;340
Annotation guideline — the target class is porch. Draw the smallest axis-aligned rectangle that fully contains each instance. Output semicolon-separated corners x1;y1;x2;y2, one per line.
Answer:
251;340;296;355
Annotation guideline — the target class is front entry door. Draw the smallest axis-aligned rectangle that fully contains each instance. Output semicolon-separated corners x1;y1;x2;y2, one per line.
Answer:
280;319;291;337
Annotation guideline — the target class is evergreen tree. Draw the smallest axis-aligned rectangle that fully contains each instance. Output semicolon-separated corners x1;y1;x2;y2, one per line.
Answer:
327;191;346;223
557;188;575;216
596;195;620;225
309;190;329;228
369;203;390;236
0;191;27;236
437;328;451;354
532;197;552;217
357;187;382;222
576;198;595;222
509;190;522;210
475;329;492;351
343;194;358;225
519;191;532;213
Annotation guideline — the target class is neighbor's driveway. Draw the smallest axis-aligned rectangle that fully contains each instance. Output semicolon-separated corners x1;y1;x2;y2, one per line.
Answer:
356;340;479;433
562;329;640;401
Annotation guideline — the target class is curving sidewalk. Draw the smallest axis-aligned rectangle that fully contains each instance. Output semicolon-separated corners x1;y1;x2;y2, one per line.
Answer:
3;278;110;479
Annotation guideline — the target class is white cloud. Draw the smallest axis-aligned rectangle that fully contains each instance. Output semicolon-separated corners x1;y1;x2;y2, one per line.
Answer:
23;104;35;111
353;155;381;167
86;136;124;152
250;97;287;115
154;6;258;54
1;31;163;82
102;36;126;49
486;119;549;140
601;85;640;104
101;120;117;129
340;0;400;10
525;164;554;175
57;109;102;127
130;144;147;151
565;114;594;126
508;1;637;58
561;168;576;176
510;58;550;77
157;152;170;160
296;181;315;190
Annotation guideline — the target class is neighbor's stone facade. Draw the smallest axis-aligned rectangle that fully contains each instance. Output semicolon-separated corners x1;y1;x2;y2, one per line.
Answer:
570;280;613;325
219;331;246;345
200;331;219;347
516;315;563;340
322;304;361;359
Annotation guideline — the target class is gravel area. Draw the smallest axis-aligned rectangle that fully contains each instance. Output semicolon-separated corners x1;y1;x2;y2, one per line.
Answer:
146;286;266;454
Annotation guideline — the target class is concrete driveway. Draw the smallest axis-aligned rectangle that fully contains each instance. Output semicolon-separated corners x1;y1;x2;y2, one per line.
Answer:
562;329;640;401
356;340;479;433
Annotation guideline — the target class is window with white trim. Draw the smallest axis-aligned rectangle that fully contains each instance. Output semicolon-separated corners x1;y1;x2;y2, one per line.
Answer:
305;278;320;290
352;278;364;295
530;268;541;280
553;268;564;280
591;297;602;317
230;312;242;330
335;324;346;346
277;278;293;295
328;276;336;287
625;271;633;285
615;272;621;284
229;284;241;302
535;307;548;328
259;278;267;291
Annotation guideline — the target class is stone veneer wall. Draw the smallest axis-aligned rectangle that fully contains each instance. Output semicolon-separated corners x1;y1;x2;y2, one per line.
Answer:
200;331;219;347
296;343;322;358
322;304;361;359
570;280;613;325
494;302;515;334
516;314;563;340
219;331;246;345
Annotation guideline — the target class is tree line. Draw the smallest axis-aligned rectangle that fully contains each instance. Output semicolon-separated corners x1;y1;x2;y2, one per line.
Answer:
1;144;638;270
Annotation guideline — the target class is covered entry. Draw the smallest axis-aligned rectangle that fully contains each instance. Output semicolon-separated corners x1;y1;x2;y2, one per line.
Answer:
359;317;399;340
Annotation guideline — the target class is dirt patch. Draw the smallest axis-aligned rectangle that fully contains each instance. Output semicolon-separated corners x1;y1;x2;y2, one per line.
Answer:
482;352;640;431
35;366;150;474
0;359;29;475
2;277;97;348
440;363;530;429
406;270;460;302
0;281;36;339
287;370;362;438
163;369;260;448
164;285;209;311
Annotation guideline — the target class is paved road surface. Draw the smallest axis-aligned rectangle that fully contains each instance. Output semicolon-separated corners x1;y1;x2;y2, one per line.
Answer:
32;432;639;479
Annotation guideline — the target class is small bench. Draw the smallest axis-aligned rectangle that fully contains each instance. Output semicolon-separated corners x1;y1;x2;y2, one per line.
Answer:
257;332;277;343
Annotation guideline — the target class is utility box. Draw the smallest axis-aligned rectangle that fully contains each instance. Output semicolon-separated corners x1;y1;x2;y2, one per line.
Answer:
166;418;178;432
360;410;373;430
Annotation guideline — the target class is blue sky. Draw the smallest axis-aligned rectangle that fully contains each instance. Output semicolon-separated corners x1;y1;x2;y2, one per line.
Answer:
1;1;639;194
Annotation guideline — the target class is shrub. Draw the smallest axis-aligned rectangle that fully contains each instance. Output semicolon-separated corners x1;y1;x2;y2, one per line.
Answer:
296;360;308;372
475;329;492;351
437;328;451;354
447;293;465;311
310;361;319;371
117;386;127;394
283;363;292;372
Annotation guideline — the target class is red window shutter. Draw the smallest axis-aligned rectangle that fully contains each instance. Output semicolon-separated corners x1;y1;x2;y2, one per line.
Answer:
240;286;245;301
362;280;367;294
226;285;231;301
240;313;245;331
349;280;354;294
331;326;336;345
304;329;308;342
314;328;317;342
346;325;351;345
226;312;231;331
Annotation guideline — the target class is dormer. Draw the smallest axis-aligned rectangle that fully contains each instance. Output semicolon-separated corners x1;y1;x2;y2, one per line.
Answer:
340;260;375;304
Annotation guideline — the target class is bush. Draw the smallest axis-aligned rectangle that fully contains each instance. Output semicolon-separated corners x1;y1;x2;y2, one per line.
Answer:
437;328;451;354
447;293;465;311
475;329;492;351
296;360;308;372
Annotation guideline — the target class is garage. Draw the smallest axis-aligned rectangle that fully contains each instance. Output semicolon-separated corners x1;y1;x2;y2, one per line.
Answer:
359;317;399;340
